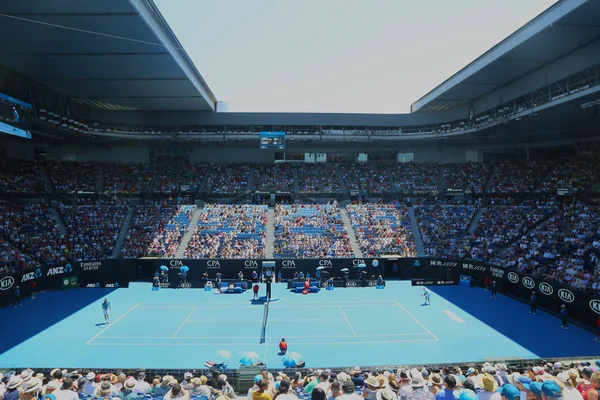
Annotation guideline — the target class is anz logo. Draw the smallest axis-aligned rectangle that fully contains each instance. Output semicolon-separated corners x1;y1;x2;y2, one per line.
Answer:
558;288;575;303
47;264;73;276
522;277;535;289
507;272;519;284
345;281;357;288
538;282;553;296
21;268;43;283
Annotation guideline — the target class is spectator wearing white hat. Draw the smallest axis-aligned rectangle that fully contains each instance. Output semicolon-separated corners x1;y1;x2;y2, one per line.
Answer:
402;369;432;400
44;381;61;396
557;372;582;400
4;375;23;400
22;378;43;400
94;381;113;399
133;373;150;395
83;373;97;396
119;377;140;400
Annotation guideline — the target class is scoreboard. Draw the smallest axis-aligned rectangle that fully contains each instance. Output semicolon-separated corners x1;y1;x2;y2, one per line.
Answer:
260;131;285;149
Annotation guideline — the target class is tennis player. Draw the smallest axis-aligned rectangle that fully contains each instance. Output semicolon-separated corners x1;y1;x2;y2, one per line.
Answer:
423;288;431;305
102;298;112;323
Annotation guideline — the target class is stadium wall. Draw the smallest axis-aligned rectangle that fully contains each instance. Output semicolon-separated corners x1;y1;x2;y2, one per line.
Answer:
0;258;597;329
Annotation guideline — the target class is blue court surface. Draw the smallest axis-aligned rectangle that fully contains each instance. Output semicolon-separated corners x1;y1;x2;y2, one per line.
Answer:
0;281;597;369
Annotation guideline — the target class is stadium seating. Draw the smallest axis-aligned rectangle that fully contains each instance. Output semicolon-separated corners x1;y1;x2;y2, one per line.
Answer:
59;200;129;260
206;164;251;194
389;163;440;194
341;163;392;193
49;161;99;193
346;203;417;257
154;163;208;194
274;202;353;258
414;204;478;258
0;159;46;193
185;205;267;259
253;164;295;192
147;205;196;258
297;164;342;193
103;163;154;194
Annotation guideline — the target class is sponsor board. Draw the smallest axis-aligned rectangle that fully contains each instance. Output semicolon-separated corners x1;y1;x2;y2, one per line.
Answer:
0;276;15;291
507;272;519;284
538;282;553;296
522;277;535;289
411;279;458;286
590;299;600;315
558;288;575;303
81;261;102;271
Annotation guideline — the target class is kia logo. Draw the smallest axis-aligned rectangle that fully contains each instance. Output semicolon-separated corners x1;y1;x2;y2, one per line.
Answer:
522;277;535;289
538;282;553;296
367;281;376;287
0;276;15;291
558;288;575;303
345;281;357;287
590;299;600;315
180;282;192;289
321;282;328;288
507;272;519;284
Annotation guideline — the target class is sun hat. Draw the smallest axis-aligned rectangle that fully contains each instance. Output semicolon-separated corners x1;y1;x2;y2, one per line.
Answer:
376;388;398;400
467;368;476;375
365;376;381;388
568;369;579;379
161;375;174;387
517;376;532;390
410;369;426;388
554;362;563;370
480;373;498;392
431;373;443;386
20;369;33;380
50;369;60;378
501;384;521;400
23;377;43;393
338;372;351;383
35;373;45;380
7;375;24;390
46;381;60;391
95;381;112;397
342;381;355;394
191;378;201;386
528;382;543;397
459;390;479;400
541;380;563;398
124;377;136;391
86;372;95;380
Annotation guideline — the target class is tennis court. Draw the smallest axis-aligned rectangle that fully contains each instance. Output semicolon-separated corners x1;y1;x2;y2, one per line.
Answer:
0;281;596;369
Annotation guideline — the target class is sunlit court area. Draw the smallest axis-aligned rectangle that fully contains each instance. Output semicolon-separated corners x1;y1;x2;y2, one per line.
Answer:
2;0;600;399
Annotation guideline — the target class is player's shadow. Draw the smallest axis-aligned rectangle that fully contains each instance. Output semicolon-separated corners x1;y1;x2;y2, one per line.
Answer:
0;287;117;354
95;322;109;327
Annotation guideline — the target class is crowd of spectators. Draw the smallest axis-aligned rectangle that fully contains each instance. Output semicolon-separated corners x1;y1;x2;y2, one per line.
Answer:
154;164;207;195
206;164;251;194
341;164;392;194
0;159;46;193
492;204;600;292
120;202;182;258
390;163;440;194
1;360;596;400
415;204;478;258
143;205;196;258
103;163;154;194
490;161;552;193
467;204;555;261
297;164;342;193
274;202;353;258
48;161;99;193
537;159;598;193
59;200;129;260
442;163;492;193
185;205;267;259
347;203;417;257
0;202;68;265
254;164;295;192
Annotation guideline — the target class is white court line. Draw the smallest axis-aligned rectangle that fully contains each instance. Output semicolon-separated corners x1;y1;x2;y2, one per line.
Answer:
137;304;398;309
338;306;357;336
85;302;140;345
86;338;439;347
97;332;430;340
172;307;197;338
138;300;396;306
186;318;345;322
394;300;439;341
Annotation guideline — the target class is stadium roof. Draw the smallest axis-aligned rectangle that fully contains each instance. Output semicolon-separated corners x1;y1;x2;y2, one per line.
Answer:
0;0;217;111
411;0;600;113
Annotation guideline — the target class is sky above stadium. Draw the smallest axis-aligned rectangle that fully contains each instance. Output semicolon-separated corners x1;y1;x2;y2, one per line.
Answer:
155;0;557;114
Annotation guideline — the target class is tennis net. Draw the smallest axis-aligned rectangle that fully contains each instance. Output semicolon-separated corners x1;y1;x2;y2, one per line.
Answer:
260;299;269;344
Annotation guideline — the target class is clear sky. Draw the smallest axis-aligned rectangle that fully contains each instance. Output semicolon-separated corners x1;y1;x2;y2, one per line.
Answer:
154;0;557;114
